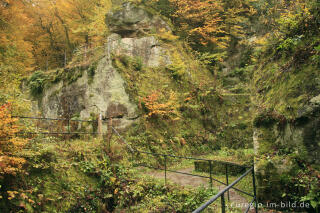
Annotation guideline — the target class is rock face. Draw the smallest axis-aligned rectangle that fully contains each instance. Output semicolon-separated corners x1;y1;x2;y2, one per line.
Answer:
37;2;172;129
106;2;171;37
254;95;320;203
40;56;138;129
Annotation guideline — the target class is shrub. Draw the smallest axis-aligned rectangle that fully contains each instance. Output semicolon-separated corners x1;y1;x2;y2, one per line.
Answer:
0;103;27;177
28;71;47;97
142;90;181;120
166;51;187;81
157;28;179;42
0;103;28;208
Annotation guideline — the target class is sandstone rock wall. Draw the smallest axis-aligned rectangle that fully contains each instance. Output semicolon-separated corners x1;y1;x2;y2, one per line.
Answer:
37;2;172;130
254;95;320;203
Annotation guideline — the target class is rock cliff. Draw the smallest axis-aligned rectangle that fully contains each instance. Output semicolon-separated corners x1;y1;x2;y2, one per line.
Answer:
33;3;172;129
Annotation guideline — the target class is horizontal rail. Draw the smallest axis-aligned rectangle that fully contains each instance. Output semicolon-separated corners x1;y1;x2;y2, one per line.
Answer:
193;167;253;213
137;161;253;197
14;115;257;212
13;116;96;123
136;163;210;179
16;132;101;135
166;169;210;179
138;150;248;168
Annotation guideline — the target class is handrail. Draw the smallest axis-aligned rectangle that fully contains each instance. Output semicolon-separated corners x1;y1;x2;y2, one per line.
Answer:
193;167;253;213
137;151;255;198
14;115;258;213
137;150;249;168
13;116;96;122
136;163;211;179
16;132;101;135
111;126;135;153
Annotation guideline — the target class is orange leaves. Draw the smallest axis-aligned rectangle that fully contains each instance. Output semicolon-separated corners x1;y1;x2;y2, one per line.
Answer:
0;103;27;177
142;91;181;120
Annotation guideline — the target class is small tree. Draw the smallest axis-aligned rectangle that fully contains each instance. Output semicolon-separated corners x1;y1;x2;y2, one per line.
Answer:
143;91;181;120
0;103;27;178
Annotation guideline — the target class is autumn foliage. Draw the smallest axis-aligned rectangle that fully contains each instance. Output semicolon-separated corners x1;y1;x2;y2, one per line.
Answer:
142;91;180;120
169;0;224;47
0;103;27;177
167;0;256;48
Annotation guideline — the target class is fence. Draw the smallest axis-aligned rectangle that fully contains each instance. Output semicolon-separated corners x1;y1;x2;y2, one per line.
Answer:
112;120;259;213
13;116;100;138
128;150;258;213
13;115;258;213
193;166;257;213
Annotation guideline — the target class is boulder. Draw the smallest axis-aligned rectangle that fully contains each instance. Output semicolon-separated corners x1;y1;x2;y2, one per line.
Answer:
106;2;171;37
35;2;173;131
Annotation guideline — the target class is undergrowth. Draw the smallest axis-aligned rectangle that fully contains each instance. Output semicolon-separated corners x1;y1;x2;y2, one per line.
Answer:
0;136;220;212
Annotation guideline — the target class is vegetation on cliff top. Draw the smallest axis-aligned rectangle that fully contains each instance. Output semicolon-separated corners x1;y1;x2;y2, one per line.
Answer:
1;0;320;212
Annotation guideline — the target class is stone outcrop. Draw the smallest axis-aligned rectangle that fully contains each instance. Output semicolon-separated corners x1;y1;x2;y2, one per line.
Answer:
106;2;171;37
36;2;172;129
254;94;320;203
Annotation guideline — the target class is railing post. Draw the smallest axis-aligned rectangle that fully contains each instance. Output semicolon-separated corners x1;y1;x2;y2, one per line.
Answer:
67;118;70;134
252;165;258;213
106;117;113;152
209;160;213;188
221;193;226;213
98;113;103;139
64;49;67;67
164;156;167;185
225;164;230;201
67;117;71;141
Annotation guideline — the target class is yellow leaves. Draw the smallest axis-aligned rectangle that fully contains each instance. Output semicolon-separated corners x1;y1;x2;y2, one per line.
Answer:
0;0;35;84
249;6;257;16
7;191;18;200
114;188;119;194
8;191;36;207
0;155;26;176
110;177;116;183
157;28;179;41
4;0;113;71
0;103;28;177
142;91;181;120
170;0;256;48
169;0;225;47
88;0;112;40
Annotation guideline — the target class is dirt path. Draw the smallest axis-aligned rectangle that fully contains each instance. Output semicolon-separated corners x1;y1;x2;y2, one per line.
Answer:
145;167;260;212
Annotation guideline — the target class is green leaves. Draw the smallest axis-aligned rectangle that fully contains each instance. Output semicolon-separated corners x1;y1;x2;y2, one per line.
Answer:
301;184;320;209
28;71;47;97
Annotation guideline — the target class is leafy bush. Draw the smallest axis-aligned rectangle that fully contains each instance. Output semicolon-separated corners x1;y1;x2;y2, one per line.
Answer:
0;103;28;210
28;71;47;97
166;50;187;81
157;28;179;42
118;55;143;71
143;90;181;120
118;175;217;212
87;61;98;84
0;103;27;177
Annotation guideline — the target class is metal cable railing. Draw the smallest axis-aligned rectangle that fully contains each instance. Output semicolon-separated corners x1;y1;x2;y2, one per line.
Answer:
193;166;258;213
109;126;258;213
13;115;258;212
